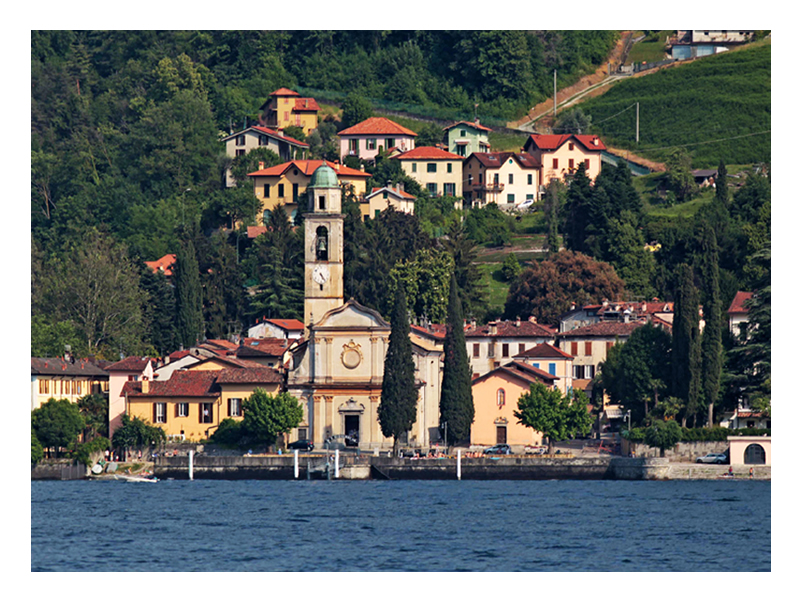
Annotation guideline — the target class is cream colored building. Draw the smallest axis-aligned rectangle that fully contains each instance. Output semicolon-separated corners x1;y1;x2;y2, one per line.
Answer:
222;125;309;187
471;361;551;448
286;164;444;451
513;343;574;397
523;134;606;186
361;185;416;220
248;159;371;225
462;152;542;208
465;318;556;378
393;146;464;198
31;357;109;412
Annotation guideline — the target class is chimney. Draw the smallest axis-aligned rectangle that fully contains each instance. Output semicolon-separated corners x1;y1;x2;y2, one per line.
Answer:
258;161;265;170
489;321;497;336
141;377;150;394
515;316;521;327
602;299;609;308
528;316;537;323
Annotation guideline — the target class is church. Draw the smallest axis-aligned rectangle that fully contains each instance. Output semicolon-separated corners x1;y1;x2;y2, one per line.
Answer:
286;164;444;451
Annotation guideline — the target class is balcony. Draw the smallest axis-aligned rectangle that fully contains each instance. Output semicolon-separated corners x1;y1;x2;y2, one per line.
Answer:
473;182;504;193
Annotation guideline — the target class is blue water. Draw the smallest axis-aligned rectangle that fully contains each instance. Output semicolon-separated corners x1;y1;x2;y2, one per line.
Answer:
31;479;770;571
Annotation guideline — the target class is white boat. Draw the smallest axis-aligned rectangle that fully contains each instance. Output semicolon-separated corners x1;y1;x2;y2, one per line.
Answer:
114;474;158;483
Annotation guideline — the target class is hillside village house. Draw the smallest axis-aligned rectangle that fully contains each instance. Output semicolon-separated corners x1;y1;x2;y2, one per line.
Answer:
259;88;320;136
523;134;606;186
122;367;283;441
144;254;176;277
727;291;753;338
462;152;542;208
248;318;306;341
361;185;416;220
443;120;491;157
465;318;556;378
513;343;574;397
471;361;552;448
248;159;371;225
31;357;109;412
338;117;417;163
105;357;157;437
393;146;464;199
559;299;674;333
556;320;644;387
222;125;309;187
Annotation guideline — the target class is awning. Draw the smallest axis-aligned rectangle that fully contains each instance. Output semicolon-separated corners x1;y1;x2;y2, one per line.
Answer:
604;408;625;419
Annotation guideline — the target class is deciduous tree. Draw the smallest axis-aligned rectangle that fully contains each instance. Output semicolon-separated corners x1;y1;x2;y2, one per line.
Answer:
243;389;304;452
514;383;593;454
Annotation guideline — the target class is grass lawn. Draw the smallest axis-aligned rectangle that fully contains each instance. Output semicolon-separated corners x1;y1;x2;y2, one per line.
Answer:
476;262;510;316
626;31;671;65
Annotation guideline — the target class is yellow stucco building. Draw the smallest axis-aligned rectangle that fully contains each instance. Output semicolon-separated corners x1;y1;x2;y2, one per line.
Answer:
259;88;319;136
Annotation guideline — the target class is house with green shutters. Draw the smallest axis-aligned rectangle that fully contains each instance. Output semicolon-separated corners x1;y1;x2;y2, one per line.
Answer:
443;120;492;157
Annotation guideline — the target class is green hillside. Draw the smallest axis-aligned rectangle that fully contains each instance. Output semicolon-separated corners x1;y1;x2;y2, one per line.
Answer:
573;42;771;167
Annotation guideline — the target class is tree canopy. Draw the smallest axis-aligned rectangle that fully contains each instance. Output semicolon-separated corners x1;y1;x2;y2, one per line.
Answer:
514;383;593;454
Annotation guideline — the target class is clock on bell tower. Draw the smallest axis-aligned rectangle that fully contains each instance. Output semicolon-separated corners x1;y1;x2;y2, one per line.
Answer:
304;164;345;329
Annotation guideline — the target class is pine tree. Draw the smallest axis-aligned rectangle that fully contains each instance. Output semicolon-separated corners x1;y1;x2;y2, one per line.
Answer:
697;223;723;426
378;285;418;454
439;274;474;445
174;238;204;348
672;263;701;427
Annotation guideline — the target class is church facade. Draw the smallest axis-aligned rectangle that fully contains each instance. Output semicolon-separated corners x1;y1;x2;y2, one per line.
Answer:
286;165;444;451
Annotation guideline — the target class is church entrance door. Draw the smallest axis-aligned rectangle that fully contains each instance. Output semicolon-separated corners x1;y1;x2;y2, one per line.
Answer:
344;414;360;447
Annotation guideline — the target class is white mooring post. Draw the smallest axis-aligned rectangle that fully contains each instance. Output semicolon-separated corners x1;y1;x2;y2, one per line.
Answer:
188;450;194;481
457;449;462;481
335;449;340;478
294;449;299;479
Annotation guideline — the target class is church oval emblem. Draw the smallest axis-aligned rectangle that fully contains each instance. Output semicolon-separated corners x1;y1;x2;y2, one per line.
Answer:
341;341;363;369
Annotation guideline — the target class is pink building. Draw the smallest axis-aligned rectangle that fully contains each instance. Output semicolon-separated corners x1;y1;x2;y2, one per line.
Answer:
338;117;417;163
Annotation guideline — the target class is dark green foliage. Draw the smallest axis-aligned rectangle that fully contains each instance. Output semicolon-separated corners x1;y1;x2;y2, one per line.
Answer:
340;92;373;129
77;393;109;439
563;163;594;253
514;384;593;453
439;220;487;321
140;267;178;356
501;253;522;282
32;432;45;467
111;414;166;455
210;418;248;448
439;274;474;445
228;148;282;189
696;223;723;426
72;436;111;467
601;322;671;424
174;238;204;348
242;389;304;451
379;286;418;452
671;264;702;426
31;398;85;457
463;203;512;246
715;161;729;206
643;419;683;456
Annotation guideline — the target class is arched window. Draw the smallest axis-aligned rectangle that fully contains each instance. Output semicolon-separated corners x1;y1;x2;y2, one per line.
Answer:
316;226;329;261
497;388;506;407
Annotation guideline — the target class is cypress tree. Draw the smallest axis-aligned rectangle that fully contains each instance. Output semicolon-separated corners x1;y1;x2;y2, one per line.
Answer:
174;238;204;349
379;285;418;455
672;264;701;427
698;223;723;427
715;161;728;206
439;274;474;446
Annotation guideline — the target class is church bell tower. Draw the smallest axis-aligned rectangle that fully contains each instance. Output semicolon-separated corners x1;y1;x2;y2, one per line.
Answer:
304;164;345;329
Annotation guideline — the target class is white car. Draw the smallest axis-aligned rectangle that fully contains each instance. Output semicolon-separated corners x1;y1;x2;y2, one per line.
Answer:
696;453;728;464
517;199;536;212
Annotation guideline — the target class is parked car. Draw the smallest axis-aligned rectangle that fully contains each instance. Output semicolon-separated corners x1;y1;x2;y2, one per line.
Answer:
484;444;512;455
517;199;536;212
287;440;314;452
696;452;728;464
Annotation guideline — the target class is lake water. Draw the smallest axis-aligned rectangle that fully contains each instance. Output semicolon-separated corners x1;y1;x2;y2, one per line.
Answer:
31;479;770;572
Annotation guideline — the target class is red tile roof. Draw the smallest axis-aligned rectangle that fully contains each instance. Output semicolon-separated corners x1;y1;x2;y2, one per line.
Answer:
515;343;573;360
472;360;557;387
237;338;290;357
105;356;154;372
144;254;176;276
294;97;320;112
467;152;541;170
728;291;754;315
270;88;300;97
123;370;219;398
338;117;417;137
556;320;643;338
393;146;463;161
525;134;606;152
466;319;555;339
31;357;109;377
443;120;492;133
214;367;283;385
410;323;447;341
265;319;305;332
248;159;371;179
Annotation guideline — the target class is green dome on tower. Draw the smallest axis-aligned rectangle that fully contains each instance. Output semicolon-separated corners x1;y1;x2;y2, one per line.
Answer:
308;163;339;188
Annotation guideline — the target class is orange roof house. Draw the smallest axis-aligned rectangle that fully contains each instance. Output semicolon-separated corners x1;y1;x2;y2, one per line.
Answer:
338;117;417;163
392;146;465;199
247;159;371;225
259;88;319;136
144;254;176;277
728;291;754;337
